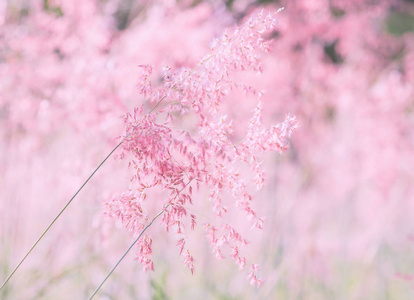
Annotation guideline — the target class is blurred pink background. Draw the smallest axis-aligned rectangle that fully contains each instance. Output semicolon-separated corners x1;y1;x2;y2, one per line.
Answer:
1;0;414;299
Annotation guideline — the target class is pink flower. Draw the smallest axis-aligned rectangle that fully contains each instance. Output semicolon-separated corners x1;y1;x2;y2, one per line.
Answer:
106;10;295;283
184;250;195;274
248;264;263;287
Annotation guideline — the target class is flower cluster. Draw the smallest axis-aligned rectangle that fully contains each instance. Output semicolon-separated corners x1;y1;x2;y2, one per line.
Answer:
105;10;297;286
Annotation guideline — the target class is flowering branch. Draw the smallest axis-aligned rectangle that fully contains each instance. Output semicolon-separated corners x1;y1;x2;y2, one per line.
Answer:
106;9;297;287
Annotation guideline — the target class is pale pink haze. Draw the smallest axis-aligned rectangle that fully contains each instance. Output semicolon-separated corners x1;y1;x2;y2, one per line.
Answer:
1;0;414;299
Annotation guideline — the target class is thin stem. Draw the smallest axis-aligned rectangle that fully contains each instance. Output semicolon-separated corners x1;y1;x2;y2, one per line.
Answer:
0;141;121;292
0;96;165;292
88;180;192;299
87;209;165;300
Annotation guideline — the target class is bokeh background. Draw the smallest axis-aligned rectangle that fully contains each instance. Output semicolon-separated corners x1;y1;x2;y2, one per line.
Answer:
1;0;414;299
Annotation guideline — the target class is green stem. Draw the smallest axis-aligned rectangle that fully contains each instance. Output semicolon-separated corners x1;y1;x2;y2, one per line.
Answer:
0;95;166;292
87;209;165;300
88;180;192;299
